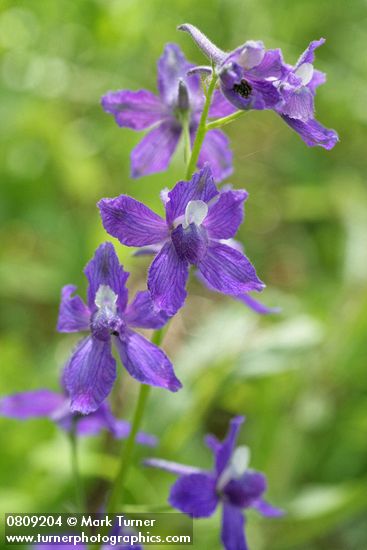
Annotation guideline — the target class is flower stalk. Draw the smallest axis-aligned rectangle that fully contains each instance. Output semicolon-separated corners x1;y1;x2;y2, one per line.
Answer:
105;328;164;514
69;421;85;512
186;70;218;179
206;110;246;130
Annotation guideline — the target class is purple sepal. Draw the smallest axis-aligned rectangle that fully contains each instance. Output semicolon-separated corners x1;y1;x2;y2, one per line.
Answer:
131;122;181;178
0;390;65;419
169;473;219;518
197;130;233;183
98;196;168;247
197;242;264;295
223;471;267;508
281;115;339;149
158;43;201;106
209;89;238;118
252;498;284;517
63;336;117;414
207;416;245;476
57;285;90;333
84;242;129;313
204;189;248;240
144;458;203;476
221;504;248;550
236;293;281;315
125;291;170;329
165;165;217;225
101;89;164;130
114;331;181;392
148;242;189;316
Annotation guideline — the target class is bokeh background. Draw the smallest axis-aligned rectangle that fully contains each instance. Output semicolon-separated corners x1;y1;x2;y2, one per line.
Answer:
1;0;367;548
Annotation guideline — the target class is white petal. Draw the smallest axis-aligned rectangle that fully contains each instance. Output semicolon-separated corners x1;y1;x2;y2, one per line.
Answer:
95;284;118;317
231;445;251;477
238;41;265;70
295;62;314;86
217;445;251;490
183;200;208;228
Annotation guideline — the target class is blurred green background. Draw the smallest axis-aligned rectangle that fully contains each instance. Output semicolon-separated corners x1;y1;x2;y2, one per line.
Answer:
1;0;366;548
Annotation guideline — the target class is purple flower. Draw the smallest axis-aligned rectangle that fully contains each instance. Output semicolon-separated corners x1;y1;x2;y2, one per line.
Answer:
179;24;338;149
0;389;156;446
179;25;285;110
101;43;233;182
57;242;181;414
146;417;282;550
99;166;264;317
275;39;339;149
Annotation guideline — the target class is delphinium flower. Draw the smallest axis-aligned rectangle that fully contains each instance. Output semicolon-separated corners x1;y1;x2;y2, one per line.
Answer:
57;242;181;415
101;43;234;181
146;416;282;550
99;165;265;317
179;24;339;149
0;388;156;446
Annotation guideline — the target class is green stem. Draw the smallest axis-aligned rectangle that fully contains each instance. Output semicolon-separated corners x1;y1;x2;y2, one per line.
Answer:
182;114;192;168
69;422;85;512
105;327;164;513
206;109;246;130
186;71;218;179
106;384;151;513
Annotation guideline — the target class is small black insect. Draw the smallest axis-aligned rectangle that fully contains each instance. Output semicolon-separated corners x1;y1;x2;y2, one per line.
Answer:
233;79;252;98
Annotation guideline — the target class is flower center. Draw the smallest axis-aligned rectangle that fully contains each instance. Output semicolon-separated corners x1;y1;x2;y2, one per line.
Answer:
91;285;120;340
238;41;265;70
233;79;252;98
95;285;118;318
183;200;208;228
217;445;251;491
294;62;314;86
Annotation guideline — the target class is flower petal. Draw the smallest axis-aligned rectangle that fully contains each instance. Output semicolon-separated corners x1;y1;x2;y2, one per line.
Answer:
236;293;281;315
209;89;237;118
165;165;218;225
206;416;245;477
252;498;284;517
204;189;248;239
63;336;117;414
84;242;129;313
280;87;314;122
74;402;116;436
72;402;157;445
281;115;339;149
99;196;168;247
144;458;203;476
251;48;286;80
57;285;91;333
296;38;325;68
308;69;326;95
113;419;158;446
221;503;248;550
197;130;233;183
223;470;267;508
125;290;170;329
0;390;65;419
148;242;189;316
101;89;164;130
169;473;219;518
198;242;265;296
158;43;201;107
131;121;181;178
114;330;181;392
